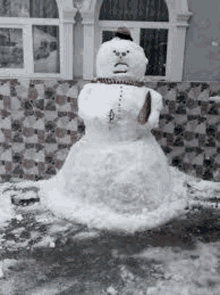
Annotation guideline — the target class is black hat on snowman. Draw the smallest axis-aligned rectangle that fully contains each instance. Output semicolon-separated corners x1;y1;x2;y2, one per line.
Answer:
114;27;133;41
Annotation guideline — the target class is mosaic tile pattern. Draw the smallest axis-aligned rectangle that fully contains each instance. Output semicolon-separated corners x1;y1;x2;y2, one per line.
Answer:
152;82;220;181
0;80;220;182
0;80;82;182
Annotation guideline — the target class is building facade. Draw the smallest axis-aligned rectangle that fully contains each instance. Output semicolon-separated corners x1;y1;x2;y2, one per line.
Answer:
0;0;219;82
0;1;220;183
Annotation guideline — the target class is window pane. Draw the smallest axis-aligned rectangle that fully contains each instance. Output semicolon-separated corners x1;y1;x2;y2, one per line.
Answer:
30;0;59;18
99;0;168;22
0;0;30;17
33;26;60;73
102;30;115;43
140;28;168;76
0;28;24;68
0;0;58;18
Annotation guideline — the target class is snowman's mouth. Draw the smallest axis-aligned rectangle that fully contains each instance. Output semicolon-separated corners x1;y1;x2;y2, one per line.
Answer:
114;62;128;74
114;70;128;74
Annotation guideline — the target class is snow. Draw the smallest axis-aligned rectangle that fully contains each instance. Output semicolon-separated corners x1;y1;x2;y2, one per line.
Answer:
170;166;220;192
0;180;42;227
210;96;220;102
36;167;198;234
96;38;148;82
0;163;218;232
0;183;15;227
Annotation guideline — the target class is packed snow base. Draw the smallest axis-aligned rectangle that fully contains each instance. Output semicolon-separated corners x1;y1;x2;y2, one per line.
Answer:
1;166;219;234
38;130;185;234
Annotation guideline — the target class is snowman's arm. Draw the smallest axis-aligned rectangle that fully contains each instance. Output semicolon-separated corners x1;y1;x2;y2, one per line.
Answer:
147;90;163;129
77;83;93;120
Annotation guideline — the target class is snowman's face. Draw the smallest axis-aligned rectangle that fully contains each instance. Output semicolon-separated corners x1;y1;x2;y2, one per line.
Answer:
96;39;148;82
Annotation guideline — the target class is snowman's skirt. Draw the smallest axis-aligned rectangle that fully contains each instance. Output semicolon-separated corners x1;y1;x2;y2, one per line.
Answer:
40;180;187;234
39;137;189;233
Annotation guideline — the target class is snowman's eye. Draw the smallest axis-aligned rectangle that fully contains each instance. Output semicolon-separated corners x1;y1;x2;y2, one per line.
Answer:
113;50;116;53
127;50;130;53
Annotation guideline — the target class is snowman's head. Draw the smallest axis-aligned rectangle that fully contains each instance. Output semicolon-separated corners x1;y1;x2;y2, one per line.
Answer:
96;28;148;82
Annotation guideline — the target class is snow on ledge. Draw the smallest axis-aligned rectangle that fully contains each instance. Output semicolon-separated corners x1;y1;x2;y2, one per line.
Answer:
209;96;220;102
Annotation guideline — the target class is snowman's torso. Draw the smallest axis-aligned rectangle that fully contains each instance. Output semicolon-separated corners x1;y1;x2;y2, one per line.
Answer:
55;81;172;216
78;83;152;142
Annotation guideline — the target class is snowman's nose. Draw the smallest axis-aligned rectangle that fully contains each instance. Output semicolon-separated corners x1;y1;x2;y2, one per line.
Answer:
113;50;127;57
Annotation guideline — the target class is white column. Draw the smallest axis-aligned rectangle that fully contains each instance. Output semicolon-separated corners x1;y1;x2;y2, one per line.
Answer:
167;12;192;81
175;0;189;12
23;24;34;75
81;11;95;80
165;26;174;81
60;9;77;80
60;23;74;79
170;26;187;81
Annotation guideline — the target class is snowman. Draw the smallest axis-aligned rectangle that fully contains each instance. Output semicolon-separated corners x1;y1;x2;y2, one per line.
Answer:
39;28;188;233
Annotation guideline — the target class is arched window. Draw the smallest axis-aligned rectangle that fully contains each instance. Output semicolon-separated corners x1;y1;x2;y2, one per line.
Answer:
79;0;192;82
0;0;76;79
99;0;169;22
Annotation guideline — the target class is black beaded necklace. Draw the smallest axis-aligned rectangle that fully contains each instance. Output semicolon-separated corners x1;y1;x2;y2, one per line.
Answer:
93;78;145;88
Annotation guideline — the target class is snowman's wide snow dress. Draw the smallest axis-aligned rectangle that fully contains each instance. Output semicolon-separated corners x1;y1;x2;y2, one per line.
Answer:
41;83;187;233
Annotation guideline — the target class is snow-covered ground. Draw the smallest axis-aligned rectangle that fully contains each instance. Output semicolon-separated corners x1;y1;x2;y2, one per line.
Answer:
0;182;16;227
0;166;219;294
210;96;220;102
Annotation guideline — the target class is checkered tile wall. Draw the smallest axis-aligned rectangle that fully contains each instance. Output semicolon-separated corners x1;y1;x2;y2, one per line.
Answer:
0;80;220;182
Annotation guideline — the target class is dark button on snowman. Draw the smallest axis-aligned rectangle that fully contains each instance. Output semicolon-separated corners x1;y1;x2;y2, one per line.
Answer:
41;27;187;233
